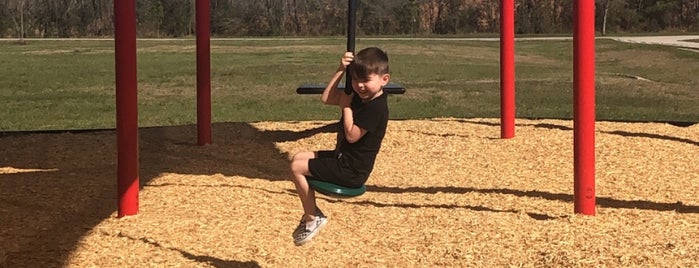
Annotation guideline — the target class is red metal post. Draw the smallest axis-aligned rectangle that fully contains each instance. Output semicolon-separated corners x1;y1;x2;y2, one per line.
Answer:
573;0;596;215
114;0;139;217
196;0;212;145
500;0;515;139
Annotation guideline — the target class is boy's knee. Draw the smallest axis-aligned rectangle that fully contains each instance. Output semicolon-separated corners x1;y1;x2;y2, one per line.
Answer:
289;160;298;173
289;159;308;176
289;159;304;176
291;151;312;161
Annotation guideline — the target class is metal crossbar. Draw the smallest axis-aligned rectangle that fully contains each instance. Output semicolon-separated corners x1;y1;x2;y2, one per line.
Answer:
296;83;406;95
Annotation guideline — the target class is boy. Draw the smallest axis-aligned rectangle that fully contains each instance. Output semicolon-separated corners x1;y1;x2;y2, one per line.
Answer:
289;47;391;246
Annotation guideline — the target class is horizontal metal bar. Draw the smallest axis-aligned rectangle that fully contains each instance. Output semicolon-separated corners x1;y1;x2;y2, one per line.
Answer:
296;83;406;94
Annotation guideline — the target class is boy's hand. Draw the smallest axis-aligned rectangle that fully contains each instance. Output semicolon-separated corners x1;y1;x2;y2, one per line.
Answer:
340;52;354;70
340;52;355;95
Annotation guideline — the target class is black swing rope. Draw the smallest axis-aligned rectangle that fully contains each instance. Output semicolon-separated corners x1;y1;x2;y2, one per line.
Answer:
295;0;405;95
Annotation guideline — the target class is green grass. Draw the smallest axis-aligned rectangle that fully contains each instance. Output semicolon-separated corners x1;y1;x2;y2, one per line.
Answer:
0;38;697;131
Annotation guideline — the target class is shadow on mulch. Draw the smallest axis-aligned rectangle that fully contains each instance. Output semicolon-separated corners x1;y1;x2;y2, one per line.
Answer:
363;185;699;214
285;181;699;220
113;232;261;268
0;122;333;267
455;118;699;146
531;123;698;146
1;120;696;267
602;130;699;146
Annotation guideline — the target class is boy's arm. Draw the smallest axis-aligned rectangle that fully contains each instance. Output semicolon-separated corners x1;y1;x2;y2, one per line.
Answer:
321;52;354;106
339;93;367;143
320;66;344;105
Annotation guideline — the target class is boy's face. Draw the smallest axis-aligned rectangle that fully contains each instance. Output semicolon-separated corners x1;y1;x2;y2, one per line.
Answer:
352;73;390;100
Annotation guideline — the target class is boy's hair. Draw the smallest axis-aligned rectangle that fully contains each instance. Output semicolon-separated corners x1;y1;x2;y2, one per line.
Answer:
350;47;389;80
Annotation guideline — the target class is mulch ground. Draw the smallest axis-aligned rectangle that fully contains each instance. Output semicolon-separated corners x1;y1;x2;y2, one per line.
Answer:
1;118;698;267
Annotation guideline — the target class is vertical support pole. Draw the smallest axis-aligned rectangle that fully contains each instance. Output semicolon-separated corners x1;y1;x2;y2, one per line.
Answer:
115;0;139;217
500;0;515;139
196;0;212;145
573;0;596;215
344;0;357;95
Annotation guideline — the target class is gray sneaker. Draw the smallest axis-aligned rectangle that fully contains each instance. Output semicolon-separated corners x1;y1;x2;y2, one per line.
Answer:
292;208;328;246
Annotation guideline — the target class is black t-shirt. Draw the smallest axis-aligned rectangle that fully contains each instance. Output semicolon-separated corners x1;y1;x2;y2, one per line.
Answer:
337;92;389;179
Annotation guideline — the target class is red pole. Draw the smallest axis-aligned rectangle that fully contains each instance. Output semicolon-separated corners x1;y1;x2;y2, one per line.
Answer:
573;0;596;215
196;0;212;145
500;0;515;139
114;0;139;217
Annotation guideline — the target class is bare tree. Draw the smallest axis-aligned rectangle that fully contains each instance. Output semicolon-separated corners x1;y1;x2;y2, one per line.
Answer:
6;0;26;41
1;0;697;37
602;0;610;35
19;0;24;41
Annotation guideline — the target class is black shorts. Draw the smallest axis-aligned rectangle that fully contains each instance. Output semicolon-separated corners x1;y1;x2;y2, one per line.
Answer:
307;150;366;188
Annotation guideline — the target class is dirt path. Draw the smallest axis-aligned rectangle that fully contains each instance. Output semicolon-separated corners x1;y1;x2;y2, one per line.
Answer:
607;35;699;49
3;35;699;50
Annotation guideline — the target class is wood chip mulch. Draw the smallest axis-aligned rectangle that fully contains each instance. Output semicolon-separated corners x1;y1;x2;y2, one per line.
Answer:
1;118;697;267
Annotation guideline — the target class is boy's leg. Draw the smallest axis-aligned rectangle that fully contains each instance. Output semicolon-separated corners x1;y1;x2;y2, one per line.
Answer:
289;151;318;220
289;151;329;245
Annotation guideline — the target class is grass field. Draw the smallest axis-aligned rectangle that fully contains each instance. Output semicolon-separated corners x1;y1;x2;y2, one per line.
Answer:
1;38;698;267
0;38;697;131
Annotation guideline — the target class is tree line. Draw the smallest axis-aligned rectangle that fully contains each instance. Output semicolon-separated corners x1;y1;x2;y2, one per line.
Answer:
1;0;698;38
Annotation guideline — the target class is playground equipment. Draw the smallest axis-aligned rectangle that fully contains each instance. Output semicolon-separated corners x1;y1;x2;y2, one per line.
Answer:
297;83;405;95
113;0;596;216
307;178;366;198
299;0;383;198
114;0;139;217
296;0;405;96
